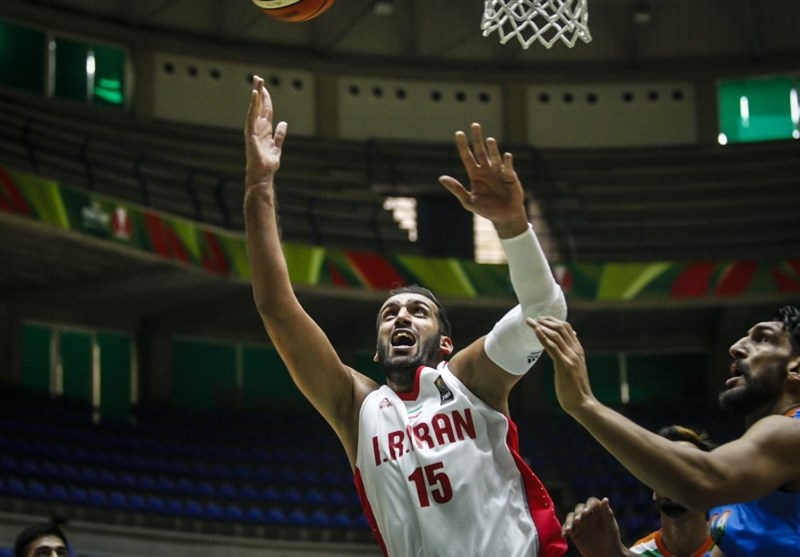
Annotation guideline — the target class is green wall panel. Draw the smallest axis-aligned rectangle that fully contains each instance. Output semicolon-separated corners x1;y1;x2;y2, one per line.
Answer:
21;324;51;393
99;332;132;420
242;345;302;408
0;19;45;93
61;330;93;403
173;339;236;410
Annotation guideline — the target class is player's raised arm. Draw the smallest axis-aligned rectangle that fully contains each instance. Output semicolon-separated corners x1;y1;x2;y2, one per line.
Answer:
440;124;566;413
243;76;375;458
530;314;800;510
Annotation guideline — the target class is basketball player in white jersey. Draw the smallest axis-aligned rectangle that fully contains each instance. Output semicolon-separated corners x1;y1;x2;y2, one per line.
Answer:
244;75;568;557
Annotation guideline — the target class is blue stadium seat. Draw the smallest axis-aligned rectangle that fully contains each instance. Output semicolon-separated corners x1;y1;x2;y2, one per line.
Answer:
48;483;68;502
97;469;119;487
27;479;47;499
67;485;89;505
244;506;266;523
144;494;166;514
282;487;302;504
202;501;224;520
127;493;147;512
88;487;108;507
137;474;157;491
253;466;275;482
330;510;353;528
79;466;99;483
156;475;177;493
165;497;185;516
189;461;211;477
276;469;298;484
233;464;253;481
217;482;237;498
175;477;195;495
59;463;81;482
223;503;244;521
264;507;286;526
354;514;369;529
196;480;216;497
18;458;39;475
39;460;60;479
238;484;259;500
286;509;309;527
260;486;280;503
107;490;128;509
305;488;326;505
327;489;349;506
299;469;322;485
308;509;330;527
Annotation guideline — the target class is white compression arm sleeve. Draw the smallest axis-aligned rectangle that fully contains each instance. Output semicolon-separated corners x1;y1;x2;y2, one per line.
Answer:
484;224;567;375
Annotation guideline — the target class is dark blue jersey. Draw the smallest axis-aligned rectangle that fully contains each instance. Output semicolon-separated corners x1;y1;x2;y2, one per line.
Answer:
708;407;800;556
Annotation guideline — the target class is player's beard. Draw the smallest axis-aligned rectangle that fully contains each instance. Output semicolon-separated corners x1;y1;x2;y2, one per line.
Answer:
377;333;443;388
719;361;784;416
655;497;688;518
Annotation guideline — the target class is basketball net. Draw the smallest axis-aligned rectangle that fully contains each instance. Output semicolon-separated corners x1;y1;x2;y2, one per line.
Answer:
481;0;592;49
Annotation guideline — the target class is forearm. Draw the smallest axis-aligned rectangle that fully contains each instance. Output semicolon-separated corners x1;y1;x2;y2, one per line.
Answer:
484;222;566;374
244;183;297;318
502;222;564;314
570;401;714;510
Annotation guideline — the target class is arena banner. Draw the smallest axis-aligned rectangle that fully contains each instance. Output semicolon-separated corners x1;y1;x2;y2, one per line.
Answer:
2;165;799;301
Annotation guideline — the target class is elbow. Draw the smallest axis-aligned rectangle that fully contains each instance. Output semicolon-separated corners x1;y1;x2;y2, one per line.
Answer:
523;290;567;321
550;290;567;320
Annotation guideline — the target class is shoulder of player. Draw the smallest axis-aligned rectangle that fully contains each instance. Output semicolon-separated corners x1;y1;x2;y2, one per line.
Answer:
739;413;800;456
746;412;800;437
334;369;381;466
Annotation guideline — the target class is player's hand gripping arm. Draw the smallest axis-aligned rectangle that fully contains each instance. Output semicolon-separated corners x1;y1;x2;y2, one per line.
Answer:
439;124;566;411
243;76;374;458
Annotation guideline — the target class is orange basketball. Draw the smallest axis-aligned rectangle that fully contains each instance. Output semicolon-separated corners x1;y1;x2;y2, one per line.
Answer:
252;0;335;23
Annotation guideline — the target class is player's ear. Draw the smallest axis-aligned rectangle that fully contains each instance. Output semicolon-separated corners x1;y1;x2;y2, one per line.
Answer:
787;355;800;382
439;335;454;357
373;351;379;363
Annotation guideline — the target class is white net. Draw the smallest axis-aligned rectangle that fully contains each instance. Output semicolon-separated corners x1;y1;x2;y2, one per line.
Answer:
481;0;592;49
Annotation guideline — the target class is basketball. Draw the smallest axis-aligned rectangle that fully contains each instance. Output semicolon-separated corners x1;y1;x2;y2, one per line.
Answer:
252;0;335;23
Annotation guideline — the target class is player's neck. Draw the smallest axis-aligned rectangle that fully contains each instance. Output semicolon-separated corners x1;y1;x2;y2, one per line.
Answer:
385;367;417;392
660;514;710;557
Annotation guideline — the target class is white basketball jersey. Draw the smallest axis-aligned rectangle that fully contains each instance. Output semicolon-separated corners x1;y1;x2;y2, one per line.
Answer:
354;362;564;557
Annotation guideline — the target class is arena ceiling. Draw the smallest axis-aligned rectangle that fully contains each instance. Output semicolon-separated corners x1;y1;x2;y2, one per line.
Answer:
8;0;800;74
1;0;798;362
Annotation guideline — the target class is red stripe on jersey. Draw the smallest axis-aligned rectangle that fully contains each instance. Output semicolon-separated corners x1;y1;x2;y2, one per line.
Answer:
506;418;568;557
353;467;389;557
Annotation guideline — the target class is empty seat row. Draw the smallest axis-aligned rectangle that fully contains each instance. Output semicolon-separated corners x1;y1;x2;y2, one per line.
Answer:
0;476;366;529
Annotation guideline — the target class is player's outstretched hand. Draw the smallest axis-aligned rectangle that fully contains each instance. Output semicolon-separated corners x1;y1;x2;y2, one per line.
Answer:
245;75;288;187
439;123;527;237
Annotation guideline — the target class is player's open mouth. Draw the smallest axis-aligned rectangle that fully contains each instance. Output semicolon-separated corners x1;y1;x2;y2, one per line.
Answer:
391;330;416;347
725;362;744;388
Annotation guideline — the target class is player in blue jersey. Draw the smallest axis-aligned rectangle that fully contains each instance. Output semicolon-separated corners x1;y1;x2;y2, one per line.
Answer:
531;305;800;557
